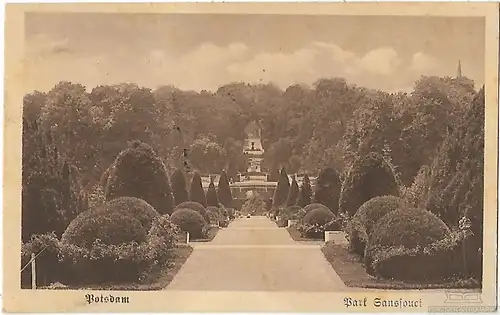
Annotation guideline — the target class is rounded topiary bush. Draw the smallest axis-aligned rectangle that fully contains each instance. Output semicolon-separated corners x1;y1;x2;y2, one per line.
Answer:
348;196;404;256
369;207;450;249
105;141;174;215
303;206;335;226
101;196;160;230
175;201;209;222
303;203;326;215
299;206;338;239
170;208;207;239
365;207;450;276
61;209;147;249
339;152;400;217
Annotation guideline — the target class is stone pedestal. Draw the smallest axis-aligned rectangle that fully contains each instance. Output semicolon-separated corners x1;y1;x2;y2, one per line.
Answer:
324;231;348;245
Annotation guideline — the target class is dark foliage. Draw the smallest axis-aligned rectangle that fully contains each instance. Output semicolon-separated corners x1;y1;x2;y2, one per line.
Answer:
427;88;484;236
348;196;404;256
369;207;450;249
313;167;342;213
303;203;327;215
97;196;160;231
285;176;300;207
171;168;189;206
205;206;221;224
296;174;312;207
61;207;147;249
302;206;335;226
339;152;400;216
365;207;450;276
105;141;174;215
175;201;209;223
170;208;207;239
217;171;234;208
273;167;290;207
279;205;303;220
22;216;178;286
367;230;479;281
189;172;207;207
206;180;219;207
22;117;88;242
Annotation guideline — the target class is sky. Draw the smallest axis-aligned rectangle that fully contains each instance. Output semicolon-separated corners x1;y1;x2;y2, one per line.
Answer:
24;13;485;94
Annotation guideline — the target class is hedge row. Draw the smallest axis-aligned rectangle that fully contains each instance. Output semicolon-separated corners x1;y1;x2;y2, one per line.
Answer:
21;215;179;287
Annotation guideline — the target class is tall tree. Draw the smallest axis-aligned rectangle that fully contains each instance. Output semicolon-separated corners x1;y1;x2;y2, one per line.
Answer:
297;174;312;208
217;170;233;208
273;167;290;207
206;177;219;207
313;167;342;213
189;172;207;207
286;175;300;207
22;117;88;241
427;87;484;231
171;168;189;206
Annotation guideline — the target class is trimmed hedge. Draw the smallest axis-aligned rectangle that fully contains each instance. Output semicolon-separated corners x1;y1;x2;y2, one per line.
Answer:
22;215;179;286
303;206;335;226
348;196;404;256
100;197;160;230
170;208;207;239
105;141;174;215
367;231;480;281
368;207;450;249
339;152;400;217
303;203;326;215
365;207;450;275
61;208;147;249
175;201;209;222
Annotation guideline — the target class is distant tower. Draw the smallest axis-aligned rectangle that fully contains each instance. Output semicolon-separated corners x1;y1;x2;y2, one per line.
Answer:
457;60;462;78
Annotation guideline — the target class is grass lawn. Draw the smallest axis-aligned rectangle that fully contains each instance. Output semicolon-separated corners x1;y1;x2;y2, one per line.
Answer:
286;226;324;242
322;242;481;290
41;245;194;291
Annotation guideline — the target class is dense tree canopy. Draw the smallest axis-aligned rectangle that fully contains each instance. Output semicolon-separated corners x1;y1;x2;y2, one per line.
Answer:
22;75;482;245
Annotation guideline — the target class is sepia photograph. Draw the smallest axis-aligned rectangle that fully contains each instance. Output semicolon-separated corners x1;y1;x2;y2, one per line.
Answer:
3;2;499;313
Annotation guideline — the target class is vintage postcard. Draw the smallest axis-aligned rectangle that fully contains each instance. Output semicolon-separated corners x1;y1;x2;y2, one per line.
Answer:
3;2;499;313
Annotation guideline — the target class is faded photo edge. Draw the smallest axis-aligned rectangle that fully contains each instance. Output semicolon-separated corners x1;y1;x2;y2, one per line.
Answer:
3;2;499;313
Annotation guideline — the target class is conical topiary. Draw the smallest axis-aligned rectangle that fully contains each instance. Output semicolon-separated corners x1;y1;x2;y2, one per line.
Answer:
273;167;290;208
171;168;189;206
189;172;207;207
296;174;312;208
206;177;219;207
285;175;299;207
217;170;233;208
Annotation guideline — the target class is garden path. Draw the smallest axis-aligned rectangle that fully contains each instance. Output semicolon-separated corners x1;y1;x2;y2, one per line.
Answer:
166;216;347;291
